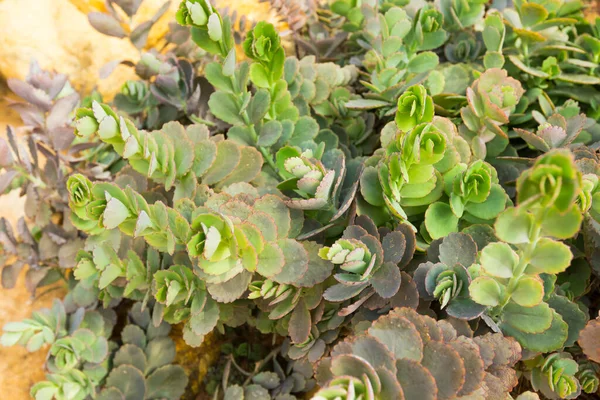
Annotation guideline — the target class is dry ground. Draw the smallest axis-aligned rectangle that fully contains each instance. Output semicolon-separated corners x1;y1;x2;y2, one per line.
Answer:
0;86;64;398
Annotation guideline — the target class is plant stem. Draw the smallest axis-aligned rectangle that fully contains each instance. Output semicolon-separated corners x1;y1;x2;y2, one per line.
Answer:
242;346;281;387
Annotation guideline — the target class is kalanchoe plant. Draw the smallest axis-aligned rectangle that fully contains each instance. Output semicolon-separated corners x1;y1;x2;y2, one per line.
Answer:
395;84;434;132
527;353;582;399
315;307;522;400
459;68;525;159
319;217;416;307
469;150;588;352
424;159;509;239
5;0;600;398
414;232;486;320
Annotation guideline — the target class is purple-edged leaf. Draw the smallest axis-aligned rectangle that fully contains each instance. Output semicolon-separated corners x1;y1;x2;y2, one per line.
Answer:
0;138;14;167
289;299;311;344
207;270;252;303
389;272;419;309
438;232;478;267
295;242;334;287
382;231;407;264
272;239;309;284
47;93;79;131
370;262;401;298
88;12;127;38
396;359;437;400
446;297;487;321
1;264;23;289
368;314;424;361
324;282;368;302
0;171;18;194
7;79;52;110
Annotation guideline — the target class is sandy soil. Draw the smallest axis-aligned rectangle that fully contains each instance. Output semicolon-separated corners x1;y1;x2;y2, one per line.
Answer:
0;87;65;399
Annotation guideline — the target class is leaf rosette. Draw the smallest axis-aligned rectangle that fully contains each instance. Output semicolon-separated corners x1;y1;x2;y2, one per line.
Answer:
176;0;228;56
360;122;449;225
460;68;524;158
516;149;582;214
444;31;483;63
319;217;416;311
515;113;586;153
395;85;434;132
530;353;581;399
277;148;336;210
425;160;509;239
414;232;486;319
406;7;448;52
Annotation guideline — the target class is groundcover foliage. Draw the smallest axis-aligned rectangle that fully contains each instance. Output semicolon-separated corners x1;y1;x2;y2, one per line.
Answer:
3;0;600;398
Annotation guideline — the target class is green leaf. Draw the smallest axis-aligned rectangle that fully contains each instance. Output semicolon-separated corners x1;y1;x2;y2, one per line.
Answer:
540;206;582;239
501;310;567;352
146;365;188;400
508;55;548;78
202;141;241;185
408;52;439;74
557;74;600;85
424;202;459;240
495;208;533;244
248;89;271;124
360;166;385;207
113;344;147;371
256;243;285;278
464;184;507;220
105;365;146;400
257;120;282;147
99;264;123;289
520;3;548;27
480;242;518;279
103;197;130;229
345;99;390;110
511;276;544;307
469;276;504;306
502;302;553;334
547;294;587;347
526;238;572;275
249;63;271;88
204;62;234;93
484;52;505;69
208;92;245;125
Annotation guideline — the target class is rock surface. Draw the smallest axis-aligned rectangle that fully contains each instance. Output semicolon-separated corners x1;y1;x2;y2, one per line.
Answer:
0;0;179;98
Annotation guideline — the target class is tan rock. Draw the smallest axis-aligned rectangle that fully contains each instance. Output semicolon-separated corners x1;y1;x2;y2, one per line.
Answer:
0;0;180;99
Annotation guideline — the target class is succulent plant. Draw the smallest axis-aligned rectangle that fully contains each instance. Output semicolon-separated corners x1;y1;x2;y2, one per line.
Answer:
515;113;587;153
444;31;483;63
436;0;486;32
315;307;521;400
414;232;486;320
467;150;588;352
424;159;509;239
5;0;600;399
529;353;581;399
319;217;416;305
459;68;525;159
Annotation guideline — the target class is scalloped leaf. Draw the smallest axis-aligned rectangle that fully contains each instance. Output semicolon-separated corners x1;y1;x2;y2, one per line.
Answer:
146;365;188;400
105;365;146;400
368;315;423;361
396;358;437;400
